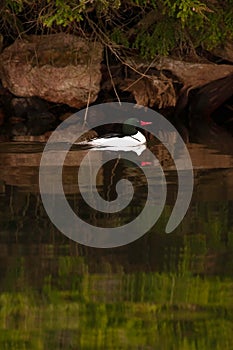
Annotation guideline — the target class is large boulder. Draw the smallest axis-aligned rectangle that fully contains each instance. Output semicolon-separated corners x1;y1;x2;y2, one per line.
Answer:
0;34;103;108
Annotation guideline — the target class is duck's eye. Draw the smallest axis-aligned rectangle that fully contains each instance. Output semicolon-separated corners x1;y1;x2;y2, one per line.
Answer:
131;118;139;125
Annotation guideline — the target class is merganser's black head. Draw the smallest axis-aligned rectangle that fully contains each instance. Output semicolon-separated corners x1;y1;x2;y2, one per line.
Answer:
123;118;152;136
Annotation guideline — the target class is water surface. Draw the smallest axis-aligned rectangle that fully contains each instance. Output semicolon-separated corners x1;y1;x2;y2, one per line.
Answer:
0;142;233;349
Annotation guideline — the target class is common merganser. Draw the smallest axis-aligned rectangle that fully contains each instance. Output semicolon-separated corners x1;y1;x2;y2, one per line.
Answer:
76;118;152;148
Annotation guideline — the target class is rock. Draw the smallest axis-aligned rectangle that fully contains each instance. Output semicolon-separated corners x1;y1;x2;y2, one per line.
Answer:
26;111;56;136
174;73;233;152
120;75;176;108
12;133;52;142
9;116;25;124
11;123;28;136
0;34;103;108
126;56;233;90
212;40;233;63
59;112;73;121
11;97;48;118
8;96;56;136
0;34;3;53
26;110;55;123
0;108;5;126
101;62;176;108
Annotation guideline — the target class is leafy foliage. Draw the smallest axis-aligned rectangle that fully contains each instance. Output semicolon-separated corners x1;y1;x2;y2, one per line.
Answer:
0;0;233;57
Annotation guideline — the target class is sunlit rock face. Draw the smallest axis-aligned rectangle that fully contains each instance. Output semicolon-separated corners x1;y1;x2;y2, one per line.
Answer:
0;34;103;108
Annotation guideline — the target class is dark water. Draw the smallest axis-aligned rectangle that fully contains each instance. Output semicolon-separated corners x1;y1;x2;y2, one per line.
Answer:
1;142;233;349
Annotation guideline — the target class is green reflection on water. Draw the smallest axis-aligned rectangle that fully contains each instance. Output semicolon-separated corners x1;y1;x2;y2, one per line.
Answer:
0;210;233;350
0;265;233;349
1;145;233;349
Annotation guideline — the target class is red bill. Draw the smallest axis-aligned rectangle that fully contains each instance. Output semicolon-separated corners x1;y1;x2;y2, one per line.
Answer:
140;120;152;126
